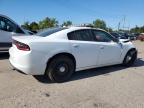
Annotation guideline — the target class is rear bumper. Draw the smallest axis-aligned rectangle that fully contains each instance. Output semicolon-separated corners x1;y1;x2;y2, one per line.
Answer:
9;47;47;75
9;58;34;75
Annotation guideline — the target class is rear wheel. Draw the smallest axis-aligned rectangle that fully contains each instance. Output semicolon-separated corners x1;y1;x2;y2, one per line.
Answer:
46;55;75;83
123;49;137;66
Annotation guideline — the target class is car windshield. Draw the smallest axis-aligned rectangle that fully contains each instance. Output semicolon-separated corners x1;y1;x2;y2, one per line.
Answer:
36;27;67;37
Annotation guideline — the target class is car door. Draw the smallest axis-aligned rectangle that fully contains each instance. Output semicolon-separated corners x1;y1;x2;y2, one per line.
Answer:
68;29;100;69
92;30;122;66
0;16;25;51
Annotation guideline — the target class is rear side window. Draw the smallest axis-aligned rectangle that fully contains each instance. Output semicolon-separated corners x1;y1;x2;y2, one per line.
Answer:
36;27;67;37
68;29;95;41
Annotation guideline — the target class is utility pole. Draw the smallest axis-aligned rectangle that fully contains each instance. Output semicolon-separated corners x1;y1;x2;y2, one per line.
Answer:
123;15;126;30
128;24;130;33
118;22;120;31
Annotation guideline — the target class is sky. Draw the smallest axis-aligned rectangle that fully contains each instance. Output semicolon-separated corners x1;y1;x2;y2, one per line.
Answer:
0;0;144;29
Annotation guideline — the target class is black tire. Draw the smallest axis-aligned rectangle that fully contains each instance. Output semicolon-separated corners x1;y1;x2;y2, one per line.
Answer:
123;49;137;67
46;55;75;83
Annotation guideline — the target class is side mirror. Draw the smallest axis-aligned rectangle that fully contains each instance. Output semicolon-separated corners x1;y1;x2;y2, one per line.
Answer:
114;38;119;43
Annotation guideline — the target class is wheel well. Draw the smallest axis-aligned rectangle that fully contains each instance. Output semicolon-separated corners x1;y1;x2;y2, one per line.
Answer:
125;48;137;57
46;53;76;71
128;48;137;53
123;48;137;62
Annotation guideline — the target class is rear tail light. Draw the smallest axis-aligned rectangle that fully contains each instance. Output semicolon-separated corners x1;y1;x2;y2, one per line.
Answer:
13;40;30;51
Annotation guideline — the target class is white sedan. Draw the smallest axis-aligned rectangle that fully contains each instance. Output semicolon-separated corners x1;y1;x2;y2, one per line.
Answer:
9;27;137;82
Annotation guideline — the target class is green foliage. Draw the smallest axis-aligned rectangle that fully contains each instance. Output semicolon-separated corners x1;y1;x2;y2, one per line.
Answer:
106;27;113;32
93;19;107;30
21;17;59;31
39;17;58;29
130;26;144;33
29;22;39;31
21;21;30;30
21;17;143;34
21;22;39;32
62;21;72;27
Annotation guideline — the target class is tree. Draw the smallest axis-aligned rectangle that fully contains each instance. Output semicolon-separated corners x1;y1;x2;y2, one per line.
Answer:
21;18;114;32
106;27;113;32
130;25;144;33
39;17;58;29
29;22;39;31
62;21;72;27
93;19;107;30
21;21;30;30
21;17;59;31
140;26;144;33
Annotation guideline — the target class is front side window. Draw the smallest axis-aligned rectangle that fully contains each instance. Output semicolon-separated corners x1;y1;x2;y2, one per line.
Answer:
0;17;7;31
0;16;24;34
92;30;114;42
0;17;15;32
68;29;95;41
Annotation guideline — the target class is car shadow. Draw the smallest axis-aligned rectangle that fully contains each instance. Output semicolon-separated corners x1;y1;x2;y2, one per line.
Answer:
33;75;52;84
0;52;9;60
132;58;144;67
33;58;144;84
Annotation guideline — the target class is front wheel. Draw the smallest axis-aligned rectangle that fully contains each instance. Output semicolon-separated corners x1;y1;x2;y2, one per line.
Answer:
123;49;137;67
46;55;75;83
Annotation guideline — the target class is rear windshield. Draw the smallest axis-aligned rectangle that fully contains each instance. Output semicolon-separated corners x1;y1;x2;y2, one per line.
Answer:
36;27;67;37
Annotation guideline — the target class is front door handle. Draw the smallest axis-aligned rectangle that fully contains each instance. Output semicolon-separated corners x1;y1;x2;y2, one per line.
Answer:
72;44;79;48
100;46;104;49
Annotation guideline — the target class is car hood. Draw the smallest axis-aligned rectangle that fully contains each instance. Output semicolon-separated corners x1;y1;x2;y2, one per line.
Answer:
119;39;130;43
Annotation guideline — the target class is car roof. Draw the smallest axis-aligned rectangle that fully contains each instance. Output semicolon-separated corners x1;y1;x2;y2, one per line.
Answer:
63;26;106;33
0;14;9;18
45;26;110;39
0;14;15;22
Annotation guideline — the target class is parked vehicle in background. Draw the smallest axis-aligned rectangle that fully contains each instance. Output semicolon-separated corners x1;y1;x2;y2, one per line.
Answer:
111;32;137;41
127;33;136;40
138;33;144;41
132;33;140;40
110;32;128;39
9;27;137;83
0;14;30;51
110;32;121;39
119;32;130;39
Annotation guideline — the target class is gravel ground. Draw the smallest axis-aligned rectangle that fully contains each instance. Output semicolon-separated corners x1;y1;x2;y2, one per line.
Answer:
0;41;143;108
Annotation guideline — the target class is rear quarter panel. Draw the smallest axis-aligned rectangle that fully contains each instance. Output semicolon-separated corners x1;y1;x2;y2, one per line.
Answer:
29;39;72;66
